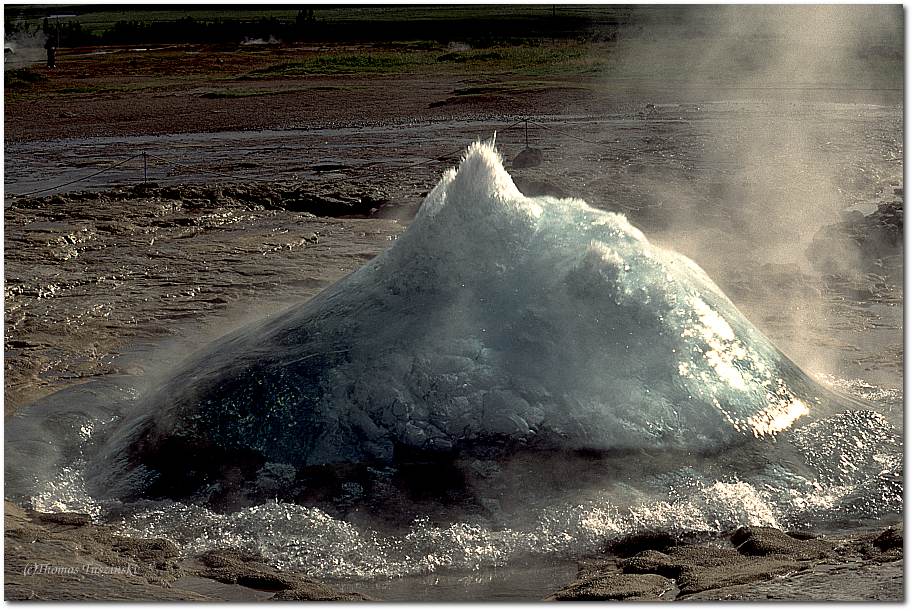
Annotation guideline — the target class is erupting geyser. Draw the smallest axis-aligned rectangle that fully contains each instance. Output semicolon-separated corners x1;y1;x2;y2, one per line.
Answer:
85;140;845;506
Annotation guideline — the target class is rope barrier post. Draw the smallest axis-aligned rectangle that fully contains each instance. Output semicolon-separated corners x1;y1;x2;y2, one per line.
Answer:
143;152;147;183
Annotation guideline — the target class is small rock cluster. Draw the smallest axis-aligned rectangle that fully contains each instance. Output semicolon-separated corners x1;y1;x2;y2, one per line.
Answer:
807;191;903;276
548;524;903;601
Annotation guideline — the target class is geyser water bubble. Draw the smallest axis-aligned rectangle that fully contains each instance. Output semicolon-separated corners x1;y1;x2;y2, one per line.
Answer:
89;140;848;506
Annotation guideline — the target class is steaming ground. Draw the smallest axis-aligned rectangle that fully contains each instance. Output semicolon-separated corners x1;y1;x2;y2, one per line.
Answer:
3;28;48;70
6;143;902;590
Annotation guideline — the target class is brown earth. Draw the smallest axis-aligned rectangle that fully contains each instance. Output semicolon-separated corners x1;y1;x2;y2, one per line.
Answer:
5;43;613;143
7;41;899;144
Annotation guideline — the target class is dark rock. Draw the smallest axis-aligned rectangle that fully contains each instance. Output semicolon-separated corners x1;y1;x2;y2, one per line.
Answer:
513;177;568;199
160;187;185;200
548;572;676;601
621;541;804;596
311;163;348;172
280;192;385;217
731;526;828;560
683;559;903;601
606;530;713;557
193;548;371;601
271;586;373;601
67;191;103;201
621;545;743;578
111;537;179;557
806;199;903;276
786;531;821;541
620;549;681;578
106;535;181;573
512;147;543;169
873;525;902;551
609;532;680;557
130;183;159;196
33;511;91;527
194;549;308;590
236;574;290;591
151;216;197;228
197;551;289;582
676;556;802;596
97;221;139;234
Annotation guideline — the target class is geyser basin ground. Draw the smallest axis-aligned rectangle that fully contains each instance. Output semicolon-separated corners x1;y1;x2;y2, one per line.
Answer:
5;142;901;583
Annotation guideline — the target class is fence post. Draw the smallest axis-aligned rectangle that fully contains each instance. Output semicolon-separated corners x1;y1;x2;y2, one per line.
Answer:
525;119;529;148
143;152;147;183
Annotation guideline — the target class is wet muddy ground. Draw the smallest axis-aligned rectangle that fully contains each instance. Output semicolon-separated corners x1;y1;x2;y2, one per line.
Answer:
4;184;404;412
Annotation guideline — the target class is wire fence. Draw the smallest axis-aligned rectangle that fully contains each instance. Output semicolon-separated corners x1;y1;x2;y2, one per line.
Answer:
11;117;613;199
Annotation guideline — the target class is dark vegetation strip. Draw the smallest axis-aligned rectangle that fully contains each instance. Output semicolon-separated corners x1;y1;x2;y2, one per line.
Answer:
5;5;634;48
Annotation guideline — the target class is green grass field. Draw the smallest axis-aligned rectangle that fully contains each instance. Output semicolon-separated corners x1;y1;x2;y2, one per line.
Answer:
243;43;605;79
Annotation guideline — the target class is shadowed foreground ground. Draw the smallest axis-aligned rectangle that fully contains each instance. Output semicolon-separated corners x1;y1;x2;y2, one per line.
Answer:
4;502;371;601
5;502;901;601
